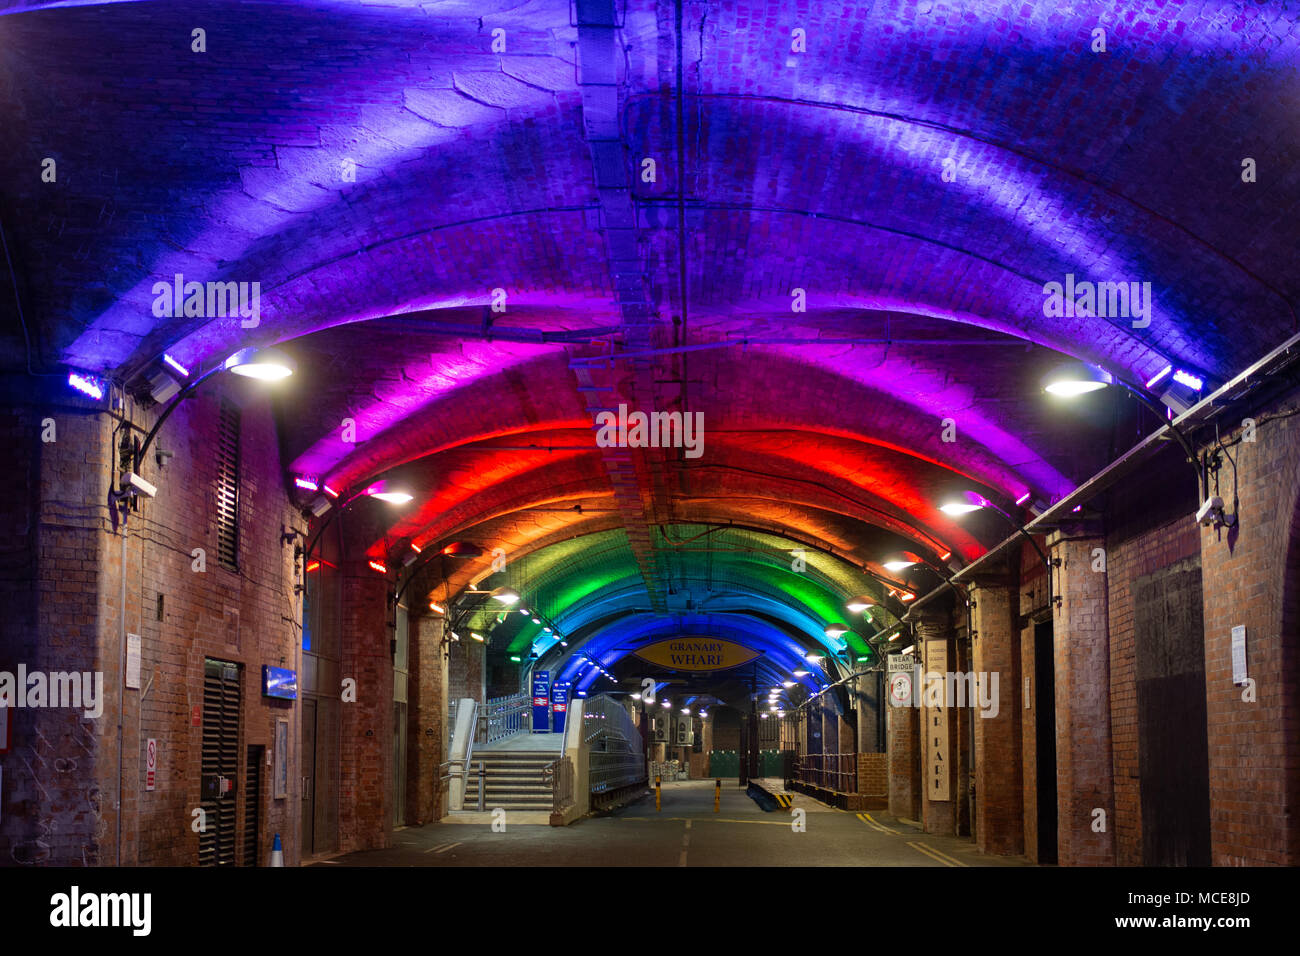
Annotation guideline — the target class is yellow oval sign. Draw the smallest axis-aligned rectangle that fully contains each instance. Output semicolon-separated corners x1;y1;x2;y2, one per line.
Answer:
631;637;762;672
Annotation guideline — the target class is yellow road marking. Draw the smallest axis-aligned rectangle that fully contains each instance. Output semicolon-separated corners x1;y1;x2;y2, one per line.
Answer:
919;843;967;867
620;816;789;826
907;841;968;867
855;812;890;834
863;813;899;834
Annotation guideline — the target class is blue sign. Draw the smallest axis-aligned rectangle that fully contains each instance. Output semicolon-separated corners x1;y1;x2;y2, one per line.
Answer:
551;682;570;734
532;670;551;732
262;665;298;700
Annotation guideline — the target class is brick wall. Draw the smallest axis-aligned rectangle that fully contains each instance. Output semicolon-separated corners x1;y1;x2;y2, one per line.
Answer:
1199;404;1300;866
970;575;1023;855
1104;462;1200;866
0;395;108;865
1018;620;1039;862
1050;529;1115;866
448;638;485;705
857;752;887;796
0;378;302;867
409;613;445;825
338;558;392;852
711;707;741;751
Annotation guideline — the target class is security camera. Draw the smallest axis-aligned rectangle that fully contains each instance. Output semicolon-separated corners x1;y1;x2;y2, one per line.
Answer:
1195;496;1224;527
120;472;157;499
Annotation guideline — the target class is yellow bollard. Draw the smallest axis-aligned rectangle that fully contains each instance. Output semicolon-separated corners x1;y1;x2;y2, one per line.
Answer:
655;774;662;812
714;778;721;813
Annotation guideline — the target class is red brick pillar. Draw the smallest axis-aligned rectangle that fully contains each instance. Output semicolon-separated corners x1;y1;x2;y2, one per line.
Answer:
1199;415;1300;865
916;609;959;835
410;613;446;824
886;678;920;819
1049;528;1116;866
338;559;393;852
970;575;1024;855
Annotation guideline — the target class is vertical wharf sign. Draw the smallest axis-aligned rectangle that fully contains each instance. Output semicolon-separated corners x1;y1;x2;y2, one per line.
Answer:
924;640;950;801
631;637;761;672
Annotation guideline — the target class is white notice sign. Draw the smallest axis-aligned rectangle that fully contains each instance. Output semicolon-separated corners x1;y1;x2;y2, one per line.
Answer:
1231;625;1248;685
126;633;142;690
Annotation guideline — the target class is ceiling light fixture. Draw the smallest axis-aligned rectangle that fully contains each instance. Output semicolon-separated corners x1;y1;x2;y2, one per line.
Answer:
490;587;520;605
1042;360;1112;396
938;490;988;516
224;346;296;381
881;551;923;573
364;480;413;504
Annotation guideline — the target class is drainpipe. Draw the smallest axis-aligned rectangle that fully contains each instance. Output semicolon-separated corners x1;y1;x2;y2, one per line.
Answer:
117;529;126;866
966;596;975;841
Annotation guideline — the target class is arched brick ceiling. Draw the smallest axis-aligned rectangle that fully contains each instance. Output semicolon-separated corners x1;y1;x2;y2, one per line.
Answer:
447;524;897;691
5;0;1298;666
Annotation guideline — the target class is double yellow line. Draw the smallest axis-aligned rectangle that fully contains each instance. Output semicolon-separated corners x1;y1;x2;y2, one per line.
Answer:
853;813;969;866
855;812;899;834
906;841;968;867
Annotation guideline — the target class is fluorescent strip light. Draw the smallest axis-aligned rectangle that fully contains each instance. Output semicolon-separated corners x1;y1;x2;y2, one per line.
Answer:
1145;364;1174;389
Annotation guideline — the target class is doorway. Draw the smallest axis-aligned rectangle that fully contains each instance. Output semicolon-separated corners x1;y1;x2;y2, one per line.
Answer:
1034;621;1058;864
244;745;263;866
1135;558;1211;865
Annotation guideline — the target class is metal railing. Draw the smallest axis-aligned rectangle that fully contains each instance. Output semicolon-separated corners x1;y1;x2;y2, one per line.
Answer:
438;759;486;811
479;692;531;743
794;753;858;794
542;755;575;814
583;695;647;795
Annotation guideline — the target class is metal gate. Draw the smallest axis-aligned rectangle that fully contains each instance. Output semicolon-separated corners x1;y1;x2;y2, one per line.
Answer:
199;658;241;867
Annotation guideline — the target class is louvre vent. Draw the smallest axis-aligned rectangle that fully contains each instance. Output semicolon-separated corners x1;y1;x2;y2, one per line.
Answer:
215;399;241;571
199;659;241;867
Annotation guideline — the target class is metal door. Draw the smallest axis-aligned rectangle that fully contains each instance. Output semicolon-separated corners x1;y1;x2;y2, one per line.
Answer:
301;697;316;854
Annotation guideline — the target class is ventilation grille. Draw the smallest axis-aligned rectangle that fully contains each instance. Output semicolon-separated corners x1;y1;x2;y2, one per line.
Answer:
199;659;241;867
215;400;241;571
